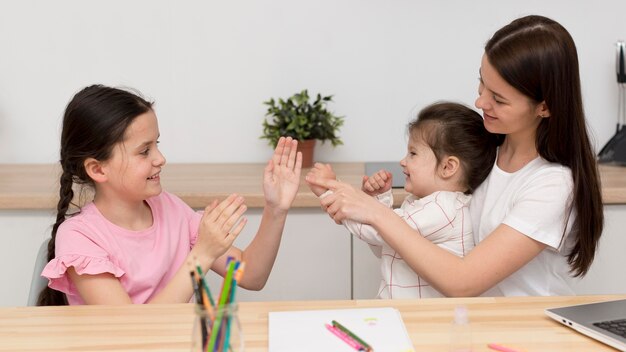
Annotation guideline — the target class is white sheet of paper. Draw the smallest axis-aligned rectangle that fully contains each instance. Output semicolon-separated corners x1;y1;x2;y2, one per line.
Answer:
268;307;415;352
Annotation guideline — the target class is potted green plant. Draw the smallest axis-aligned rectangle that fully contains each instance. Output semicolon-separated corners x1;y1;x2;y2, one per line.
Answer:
261;89;344;167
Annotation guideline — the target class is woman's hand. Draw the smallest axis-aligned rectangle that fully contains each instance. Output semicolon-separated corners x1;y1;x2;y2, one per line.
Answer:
263;136;303;212
361;169;393;196
194;194;248;265
305;175;387;225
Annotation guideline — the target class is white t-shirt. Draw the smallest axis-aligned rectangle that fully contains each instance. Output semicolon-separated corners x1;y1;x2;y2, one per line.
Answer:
469;156;576;296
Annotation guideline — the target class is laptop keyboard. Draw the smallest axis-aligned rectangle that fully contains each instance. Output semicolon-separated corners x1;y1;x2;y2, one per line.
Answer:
593;319;626;338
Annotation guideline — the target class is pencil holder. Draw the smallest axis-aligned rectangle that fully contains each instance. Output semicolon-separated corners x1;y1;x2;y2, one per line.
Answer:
192;304;244;352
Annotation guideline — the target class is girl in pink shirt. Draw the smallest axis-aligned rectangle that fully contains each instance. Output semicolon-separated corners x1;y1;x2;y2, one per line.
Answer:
38;84;302;305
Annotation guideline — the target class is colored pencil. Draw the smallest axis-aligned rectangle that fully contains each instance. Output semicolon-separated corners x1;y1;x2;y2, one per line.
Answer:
196;264;216;306
207;260;237;351
190;271;208;348
326;323;365;351
223;262;244;352
332;320;373;352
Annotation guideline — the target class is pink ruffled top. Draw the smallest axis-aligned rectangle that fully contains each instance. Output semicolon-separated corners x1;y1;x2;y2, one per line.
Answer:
41;191;202;304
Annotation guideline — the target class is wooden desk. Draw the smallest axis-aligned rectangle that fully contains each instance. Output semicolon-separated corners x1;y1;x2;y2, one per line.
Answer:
1;163;626;210
0;295;622;351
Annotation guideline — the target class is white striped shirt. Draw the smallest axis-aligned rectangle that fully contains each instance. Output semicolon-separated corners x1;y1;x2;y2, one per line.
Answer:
344;190;474;299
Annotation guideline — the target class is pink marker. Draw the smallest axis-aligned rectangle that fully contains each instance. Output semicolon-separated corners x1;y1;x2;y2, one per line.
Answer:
325;323;365;351
487;343;523;352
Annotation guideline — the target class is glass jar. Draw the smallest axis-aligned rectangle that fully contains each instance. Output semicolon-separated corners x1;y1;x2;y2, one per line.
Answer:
449;305;472;352
191;304;243;352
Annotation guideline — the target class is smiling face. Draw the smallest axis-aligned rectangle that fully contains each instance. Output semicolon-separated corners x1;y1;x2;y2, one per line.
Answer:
399;129;441;198
100;110;166;203
475;54;546;140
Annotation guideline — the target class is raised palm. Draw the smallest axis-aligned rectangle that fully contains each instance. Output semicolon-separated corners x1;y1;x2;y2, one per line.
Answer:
263;137;303;211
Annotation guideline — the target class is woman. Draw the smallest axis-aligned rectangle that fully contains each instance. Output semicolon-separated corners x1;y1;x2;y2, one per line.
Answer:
306;15;603;297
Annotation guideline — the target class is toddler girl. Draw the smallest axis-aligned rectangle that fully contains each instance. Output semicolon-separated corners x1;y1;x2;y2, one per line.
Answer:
307;102;498;298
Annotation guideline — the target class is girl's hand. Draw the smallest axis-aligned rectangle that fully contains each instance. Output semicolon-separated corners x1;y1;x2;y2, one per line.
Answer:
305;175;387;225
194;194;248;264
362;169;393;196
305;163;336;196
263;136;303;212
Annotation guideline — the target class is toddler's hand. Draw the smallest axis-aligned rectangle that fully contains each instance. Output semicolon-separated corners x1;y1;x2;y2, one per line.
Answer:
305;163;336;196
195;194;248;263
361;170;393;196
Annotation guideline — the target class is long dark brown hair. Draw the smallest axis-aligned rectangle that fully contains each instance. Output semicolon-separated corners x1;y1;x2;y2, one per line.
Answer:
409;101;499;194
37;85;153;305
485;15;603;276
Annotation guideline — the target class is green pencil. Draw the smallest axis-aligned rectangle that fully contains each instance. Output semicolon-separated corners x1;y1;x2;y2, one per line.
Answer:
207;260;237;351
332;320;373;352
196;264;215;306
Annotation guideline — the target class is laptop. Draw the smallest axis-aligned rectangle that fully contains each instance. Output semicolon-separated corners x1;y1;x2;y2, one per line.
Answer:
364;161;405;188
545;299;626;351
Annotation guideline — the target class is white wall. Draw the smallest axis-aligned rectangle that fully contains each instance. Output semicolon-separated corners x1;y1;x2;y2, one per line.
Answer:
0;1;624;164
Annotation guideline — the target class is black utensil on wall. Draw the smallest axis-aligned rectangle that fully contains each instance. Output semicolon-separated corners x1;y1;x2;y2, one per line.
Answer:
598;41;626;165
